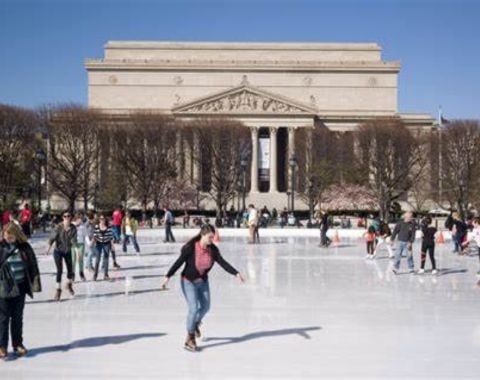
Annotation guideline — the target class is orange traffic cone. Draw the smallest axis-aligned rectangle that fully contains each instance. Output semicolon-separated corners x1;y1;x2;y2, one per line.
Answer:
436;231;445;244
333;230;341;245
213;229;220;243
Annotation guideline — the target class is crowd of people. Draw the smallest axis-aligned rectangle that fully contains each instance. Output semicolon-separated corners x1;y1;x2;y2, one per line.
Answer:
359;211;480;276
0;204;246;356
0;201;479;357
180;205;296;230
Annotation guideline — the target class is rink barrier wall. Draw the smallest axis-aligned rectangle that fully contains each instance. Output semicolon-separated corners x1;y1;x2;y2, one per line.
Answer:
137;228;453;241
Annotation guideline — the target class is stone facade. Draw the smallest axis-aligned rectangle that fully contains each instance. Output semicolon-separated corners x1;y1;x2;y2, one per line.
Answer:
85;41;434;210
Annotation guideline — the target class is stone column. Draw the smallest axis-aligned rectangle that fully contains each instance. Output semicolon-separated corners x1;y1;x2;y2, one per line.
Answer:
250;127;259;193
184;138;192;180
193;130;201;186
175;130;183;179
269;127;278;193
287;127;296;190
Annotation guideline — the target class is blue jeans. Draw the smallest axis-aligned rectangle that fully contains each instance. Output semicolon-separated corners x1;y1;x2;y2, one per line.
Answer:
165;223;175;242
112;225;121;242
122;234;140;253
394;241;414;271
86;244;96;269
94;243;111;277
181;278;210;334
53;249;73;284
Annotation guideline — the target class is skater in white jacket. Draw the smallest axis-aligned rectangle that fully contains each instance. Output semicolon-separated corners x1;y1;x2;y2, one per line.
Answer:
372;220;394;259
463;217;480;275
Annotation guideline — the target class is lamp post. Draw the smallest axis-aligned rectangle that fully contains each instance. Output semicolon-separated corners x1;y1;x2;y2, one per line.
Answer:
236;184;242;212
93;182;99;211
240;158;247;211
289;154;297;214
307;182;314;228
196;186;201;211
35;148;47;212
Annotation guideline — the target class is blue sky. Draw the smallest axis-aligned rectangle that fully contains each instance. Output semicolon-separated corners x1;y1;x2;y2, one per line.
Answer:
1;0;479;119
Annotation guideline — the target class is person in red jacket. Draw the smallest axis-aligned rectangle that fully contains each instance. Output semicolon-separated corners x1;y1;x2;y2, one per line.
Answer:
19;204;32;239
111;206;123;244
1;210;12;228
161;224;245;352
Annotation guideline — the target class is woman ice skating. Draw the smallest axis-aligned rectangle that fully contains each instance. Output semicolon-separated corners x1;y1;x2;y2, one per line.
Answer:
93;214;117;281
46;211;77;301
418;217;437;275
85;211;97;273
0;223;41;359
122;211;140;254
72;211;88;282
161;224;245;352
372;219;393;259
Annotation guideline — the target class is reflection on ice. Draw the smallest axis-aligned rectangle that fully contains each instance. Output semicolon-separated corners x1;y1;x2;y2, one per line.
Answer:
2;232;479;378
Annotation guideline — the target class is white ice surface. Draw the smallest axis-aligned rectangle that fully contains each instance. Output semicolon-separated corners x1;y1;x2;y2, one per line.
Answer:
1;229;479;379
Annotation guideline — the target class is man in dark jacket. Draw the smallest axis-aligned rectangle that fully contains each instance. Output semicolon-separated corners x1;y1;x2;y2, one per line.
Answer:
391;212;416;274
445;212;468;254
317;209;331;247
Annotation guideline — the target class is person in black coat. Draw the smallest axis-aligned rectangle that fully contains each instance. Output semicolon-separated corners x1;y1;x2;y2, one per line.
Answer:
445;212;468;253
161;224;245;352
419;217;438;274
0;222;41;359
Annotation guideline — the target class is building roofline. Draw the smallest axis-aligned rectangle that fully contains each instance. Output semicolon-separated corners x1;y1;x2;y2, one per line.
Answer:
104;41;382;51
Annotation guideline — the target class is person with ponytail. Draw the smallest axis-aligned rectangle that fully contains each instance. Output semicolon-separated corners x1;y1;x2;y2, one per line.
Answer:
161;224;245;352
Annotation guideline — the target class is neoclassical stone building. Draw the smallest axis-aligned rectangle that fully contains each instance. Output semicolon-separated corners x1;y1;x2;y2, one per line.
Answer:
85;41;434;209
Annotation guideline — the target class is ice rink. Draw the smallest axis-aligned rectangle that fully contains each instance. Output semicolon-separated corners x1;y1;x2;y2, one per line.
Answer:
2;229;480;379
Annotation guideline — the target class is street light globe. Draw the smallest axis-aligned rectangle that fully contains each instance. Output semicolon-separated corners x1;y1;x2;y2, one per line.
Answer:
289;155;297;167
35;148;46;162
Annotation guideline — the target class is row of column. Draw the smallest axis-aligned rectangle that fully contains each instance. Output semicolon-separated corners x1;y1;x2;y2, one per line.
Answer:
250;126;296;194
180;126;297;194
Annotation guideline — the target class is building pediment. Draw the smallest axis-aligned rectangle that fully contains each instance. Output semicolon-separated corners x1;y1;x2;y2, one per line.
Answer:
172;85;318;116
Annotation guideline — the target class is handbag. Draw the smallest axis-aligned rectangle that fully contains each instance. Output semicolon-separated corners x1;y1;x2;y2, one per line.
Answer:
0;260;20;299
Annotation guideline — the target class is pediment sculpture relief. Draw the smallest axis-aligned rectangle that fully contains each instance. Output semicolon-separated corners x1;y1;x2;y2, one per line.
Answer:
180;89;309;114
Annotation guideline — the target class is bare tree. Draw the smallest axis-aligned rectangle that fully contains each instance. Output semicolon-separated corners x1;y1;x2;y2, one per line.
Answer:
109;112;177;214
296;127;341;221
0;104;37;208
322;184;377;211
405;131;434;213
355;118;425;220
440;120;480;218
186;118;250;217
152;177;198;211
46;105;100;211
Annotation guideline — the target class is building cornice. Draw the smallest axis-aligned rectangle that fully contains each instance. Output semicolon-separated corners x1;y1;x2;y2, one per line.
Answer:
104;41;382;52
85;59;400;73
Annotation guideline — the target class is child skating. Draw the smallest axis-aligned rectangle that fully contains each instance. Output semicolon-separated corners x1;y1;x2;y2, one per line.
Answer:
364;225;377;259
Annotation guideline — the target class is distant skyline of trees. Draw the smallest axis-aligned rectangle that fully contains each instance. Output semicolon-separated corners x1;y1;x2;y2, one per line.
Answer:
1;103;479;219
